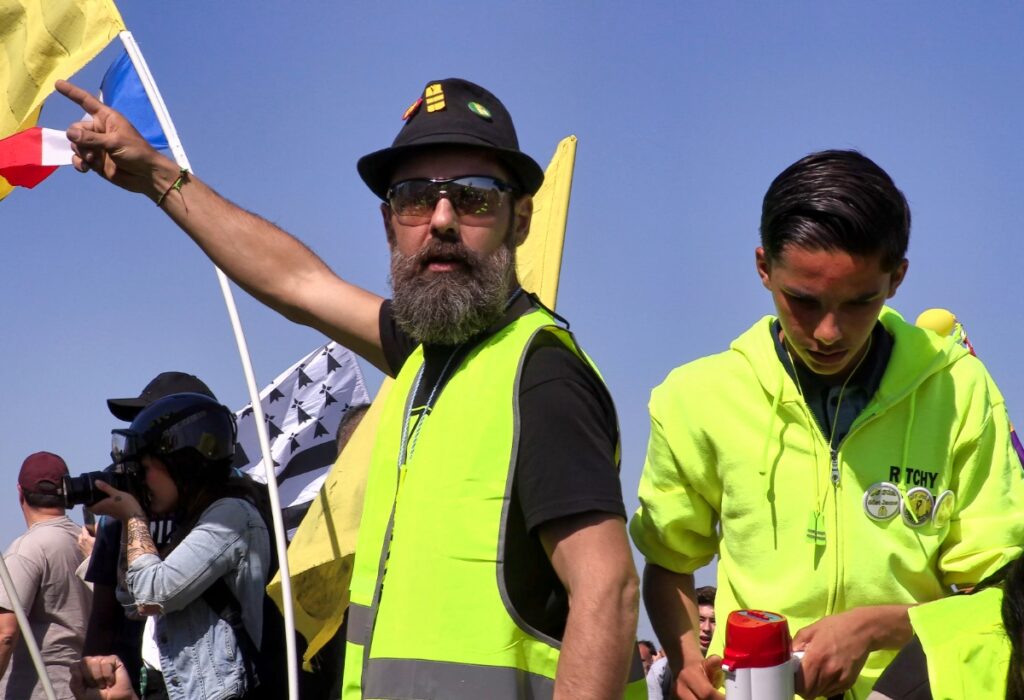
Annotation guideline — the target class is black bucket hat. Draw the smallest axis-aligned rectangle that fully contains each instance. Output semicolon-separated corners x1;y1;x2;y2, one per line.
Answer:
357;78;544;200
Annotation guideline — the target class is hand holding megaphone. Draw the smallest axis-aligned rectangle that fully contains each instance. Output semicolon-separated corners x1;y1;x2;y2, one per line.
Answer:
721;610;798;700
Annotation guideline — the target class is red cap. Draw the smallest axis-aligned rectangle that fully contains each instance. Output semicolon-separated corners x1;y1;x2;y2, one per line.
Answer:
721;610;792;670
18;451;69;493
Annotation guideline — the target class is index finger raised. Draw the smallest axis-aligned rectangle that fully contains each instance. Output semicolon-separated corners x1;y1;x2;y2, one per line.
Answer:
55;79;106;115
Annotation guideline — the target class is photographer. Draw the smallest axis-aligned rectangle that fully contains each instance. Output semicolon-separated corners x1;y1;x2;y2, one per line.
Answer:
84;371;218;694
89;393;270;700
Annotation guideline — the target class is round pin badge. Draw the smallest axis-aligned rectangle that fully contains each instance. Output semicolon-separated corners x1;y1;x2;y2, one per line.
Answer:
931;489;956;528
863;482;901;521
902;487;935;528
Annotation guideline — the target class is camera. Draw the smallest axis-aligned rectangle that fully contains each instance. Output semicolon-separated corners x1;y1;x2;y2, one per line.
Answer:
61;464;142;508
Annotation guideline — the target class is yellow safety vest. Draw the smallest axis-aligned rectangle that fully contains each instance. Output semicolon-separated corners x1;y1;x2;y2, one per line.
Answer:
343;307;645;699
908;586;1011;700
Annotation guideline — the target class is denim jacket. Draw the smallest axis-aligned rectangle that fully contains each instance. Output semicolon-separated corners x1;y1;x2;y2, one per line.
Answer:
126;497;270;700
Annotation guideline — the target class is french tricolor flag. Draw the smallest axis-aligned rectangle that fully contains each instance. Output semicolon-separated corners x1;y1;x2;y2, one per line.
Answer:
0;127;74;188
0;48;167;194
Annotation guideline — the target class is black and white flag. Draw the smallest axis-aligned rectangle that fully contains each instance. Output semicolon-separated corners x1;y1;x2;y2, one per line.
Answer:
233;341;370;538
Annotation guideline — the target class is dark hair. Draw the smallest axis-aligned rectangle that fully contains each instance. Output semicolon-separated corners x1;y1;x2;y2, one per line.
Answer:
23;489;64;509
163;451;270;555
638;640;656;656
161;449;232;521
335;403;371;456
760;150;910;272
696;585;717;607
1001;557;1024;699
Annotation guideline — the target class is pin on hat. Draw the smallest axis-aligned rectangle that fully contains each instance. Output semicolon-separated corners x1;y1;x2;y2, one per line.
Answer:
358;78;544;200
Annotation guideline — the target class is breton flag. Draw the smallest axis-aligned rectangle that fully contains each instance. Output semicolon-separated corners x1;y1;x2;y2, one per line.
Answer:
0;46;168;196
0;0;125;200
232;341;371;540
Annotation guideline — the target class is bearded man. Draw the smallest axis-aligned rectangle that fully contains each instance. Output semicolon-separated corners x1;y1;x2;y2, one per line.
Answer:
57;77;644;700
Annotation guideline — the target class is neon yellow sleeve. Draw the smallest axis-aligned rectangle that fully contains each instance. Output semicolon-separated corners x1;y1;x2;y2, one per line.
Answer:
629;400;719;574
939;368;1024;587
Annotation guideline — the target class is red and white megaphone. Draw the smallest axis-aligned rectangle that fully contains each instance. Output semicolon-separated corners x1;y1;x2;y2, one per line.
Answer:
721;610;799;699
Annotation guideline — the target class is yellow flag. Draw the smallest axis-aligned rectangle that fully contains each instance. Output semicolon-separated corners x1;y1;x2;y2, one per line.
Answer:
0;0;124;194
517;135;576;308
267;136;580;665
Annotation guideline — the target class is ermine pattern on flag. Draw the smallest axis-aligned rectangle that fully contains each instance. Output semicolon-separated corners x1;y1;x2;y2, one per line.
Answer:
233;341;370;539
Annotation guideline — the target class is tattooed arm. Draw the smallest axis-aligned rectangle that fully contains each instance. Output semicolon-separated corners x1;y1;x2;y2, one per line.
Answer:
124;513;158;565
92;482;164;616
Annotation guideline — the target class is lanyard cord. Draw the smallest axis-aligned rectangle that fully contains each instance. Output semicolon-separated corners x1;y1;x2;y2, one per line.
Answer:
397;345;463;468
785;335;872;512
396;287;526;468
785;335;872;449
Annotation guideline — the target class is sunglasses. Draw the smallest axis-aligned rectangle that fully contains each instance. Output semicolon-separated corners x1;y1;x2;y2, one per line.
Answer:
386;176;518;224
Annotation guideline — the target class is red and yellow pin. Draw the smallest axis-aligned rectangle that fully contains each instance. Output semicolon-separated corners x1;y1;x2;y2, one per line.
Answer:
401;97;423;121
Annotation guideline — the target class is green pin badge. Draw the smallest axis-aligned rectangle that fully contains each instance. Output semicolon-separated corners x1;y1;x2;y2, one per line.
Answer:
467;101;492;120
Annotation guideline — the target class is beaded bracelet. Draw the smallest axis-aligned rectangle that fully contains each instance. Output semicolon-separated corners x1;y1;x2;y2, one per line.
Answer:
156;168;190;207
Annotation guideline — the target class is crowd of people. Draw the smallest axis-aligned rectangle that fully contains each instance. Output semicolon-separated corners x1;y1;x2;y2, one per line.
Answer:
0;73;1020;700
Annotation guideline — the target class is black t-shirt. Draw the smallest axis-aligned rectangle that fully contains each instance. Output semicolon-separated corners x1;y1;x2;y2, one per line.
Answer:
773;321;893;447
379;294;627;639
871;635;932;699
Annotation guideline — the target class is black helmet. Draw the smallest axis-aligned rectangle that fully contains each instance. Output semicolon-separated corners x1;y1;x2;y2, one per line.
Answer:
112;392;236;467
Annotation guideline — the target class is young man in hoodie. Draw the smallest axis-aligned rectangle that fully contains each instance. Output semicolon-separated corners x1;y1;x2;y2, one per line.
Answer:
630;150;1024;700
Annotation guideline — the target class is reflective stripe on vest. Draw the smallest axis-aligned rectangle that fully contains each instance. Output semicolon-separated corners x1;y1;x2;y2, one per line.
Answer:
347;602;372;647
363;658;554;700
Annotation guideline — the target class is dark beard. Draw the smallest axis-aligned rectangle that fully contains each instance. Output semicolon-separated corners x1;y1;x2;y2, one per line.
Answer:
389;239;514;346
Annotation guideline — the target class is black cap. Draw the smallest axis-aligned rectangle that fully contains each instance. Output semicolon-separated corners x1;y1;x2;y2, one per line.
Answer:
357;78;544;200
107;372;216;421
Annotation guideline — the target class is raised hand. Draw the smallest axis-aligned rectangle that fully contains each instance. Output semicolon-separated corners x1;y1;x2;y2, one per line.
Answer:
55;79;173;198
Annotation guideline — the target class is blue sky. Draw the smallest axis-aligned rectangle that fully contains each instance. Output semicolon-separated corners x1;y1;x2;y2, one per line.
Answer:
3;2;1023;643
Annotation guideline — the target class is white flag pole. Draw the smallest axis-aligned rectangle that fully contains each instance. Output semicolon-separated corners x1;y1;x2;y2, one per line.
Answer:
117;30;299;700
0;554;56;700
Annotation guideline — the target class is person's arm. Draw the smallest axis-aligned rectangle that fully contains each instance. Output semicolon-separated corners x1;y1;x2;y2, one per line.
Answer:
54;80;388;372
88;483;162;615
0;549;42;681
643;564;723;700
0;611;19;680
88;483;258;614
538;512;639;700
791;604;913;699
939;367;1024;585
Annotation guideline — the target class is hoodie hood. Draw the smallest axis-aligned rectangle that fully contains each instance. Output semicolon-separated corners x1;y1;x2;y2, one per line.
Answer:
728;306;971;408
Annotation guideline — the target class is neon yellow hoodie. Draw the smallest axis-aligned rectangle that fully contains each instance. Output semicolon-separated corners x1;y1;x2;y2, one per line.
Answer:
630;308;1024;699
908;586;1011;700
